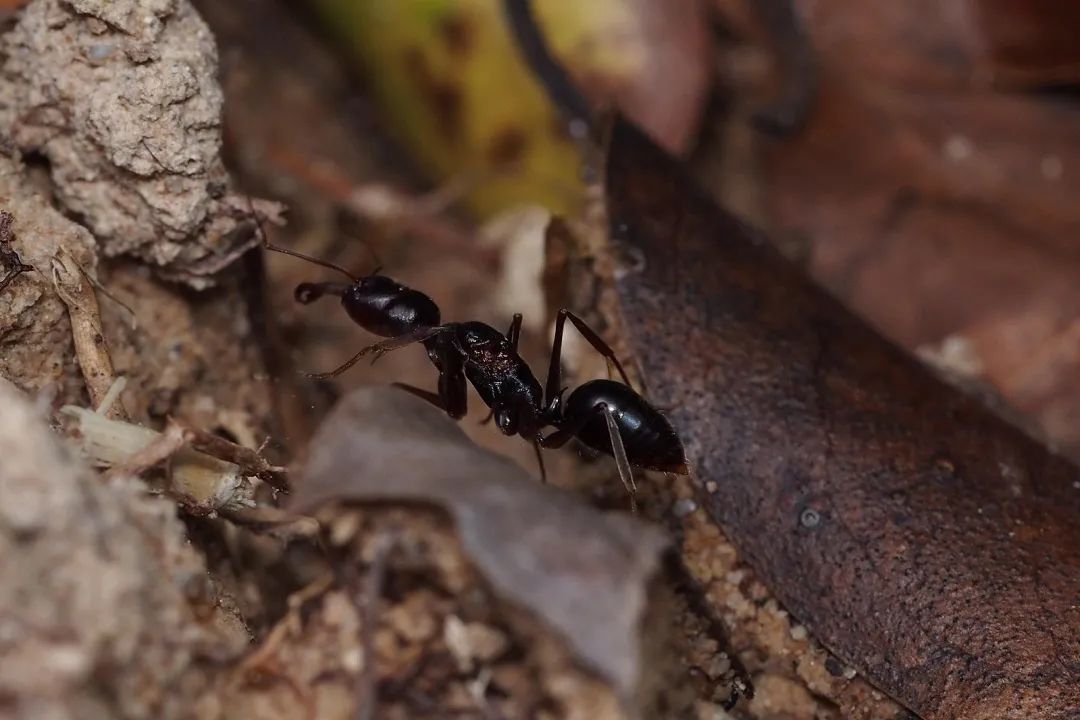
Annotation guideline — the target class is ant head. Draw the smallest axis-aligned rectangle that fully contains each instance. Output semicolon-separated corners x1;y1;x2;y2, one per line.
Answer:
293;273;403;305
352;273;402;293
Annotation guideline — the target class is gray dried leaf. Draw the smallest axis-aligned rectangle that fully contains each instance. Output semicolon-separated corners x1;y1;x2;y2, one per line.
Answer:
290;385;668;700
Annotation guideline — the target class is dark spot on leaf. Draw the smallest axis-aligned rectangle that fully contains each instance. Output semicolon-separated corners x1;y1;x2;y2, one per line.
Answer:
438;13;473;58
402;47;463;140
487;127;528;167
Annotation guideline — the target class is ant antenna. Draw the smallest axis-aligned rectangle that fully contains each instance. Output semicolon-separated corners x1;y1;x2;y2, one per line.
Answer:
244;194;358;282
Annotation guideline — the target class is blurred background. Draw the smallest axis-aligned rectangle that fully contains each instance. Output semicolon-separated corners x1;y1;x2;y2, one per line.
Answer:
177;0;1080;473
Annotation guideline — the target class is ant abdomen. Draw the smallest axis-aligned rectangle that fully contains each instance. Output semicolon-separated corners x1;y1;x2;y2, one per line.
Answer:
565;379;688;474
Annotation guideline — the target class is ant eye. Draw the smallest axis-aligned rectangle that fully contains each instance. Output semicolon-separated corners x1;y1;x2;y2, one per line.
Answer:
465;331;483;345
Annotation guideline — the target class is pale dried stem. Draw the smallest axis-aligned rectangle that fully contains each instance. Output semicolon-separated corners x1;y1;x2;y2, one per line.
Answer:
51;248;127;420
104;420;190;481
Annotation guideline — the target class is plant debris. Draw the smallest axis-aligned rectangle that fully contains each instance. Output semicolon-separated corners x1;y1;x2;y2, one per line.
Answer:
61;402;256;512
51;247;127;420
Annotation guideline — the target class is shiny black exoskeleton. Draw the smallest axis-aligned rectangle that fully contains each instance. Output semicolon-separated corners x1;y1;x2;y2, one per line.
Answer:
550;379;687;474
259;225;688;507
294;276;467;419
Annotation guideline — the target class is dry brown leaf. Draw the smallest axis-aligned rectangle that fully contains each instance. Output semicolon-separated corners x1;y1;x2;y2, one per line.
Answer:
766;0;1080;458
972;0;1080;87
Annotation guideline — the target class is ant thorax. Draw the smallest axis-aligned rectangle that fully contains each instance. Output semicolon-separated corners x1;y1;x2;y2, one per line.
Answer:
454;323;519;375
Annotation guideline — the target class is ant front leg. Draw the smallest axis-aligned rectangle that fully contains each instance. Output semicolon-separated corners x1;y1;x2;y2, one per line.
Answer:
541;402;637;512
305;326;447;379
506;313;523;351
544;309;632;406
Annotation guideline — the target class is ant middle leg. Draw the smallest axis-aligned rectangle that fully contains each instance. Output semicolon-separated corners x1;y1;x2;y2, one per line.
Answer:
532;438;547;484
544;309;632;406
506;313;523;351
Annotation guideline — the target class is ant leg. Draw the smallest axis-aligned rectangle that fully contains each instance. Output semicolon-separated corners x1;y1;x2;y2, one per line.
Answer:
532;438;547;483
394;374;468;419
540;402;637;512
505;313;523;351
440;371;468;419
544;308;569;406
304;326;446;379
544;309;632;405
559;309;632;386
600;402;638;512
391;382;446;411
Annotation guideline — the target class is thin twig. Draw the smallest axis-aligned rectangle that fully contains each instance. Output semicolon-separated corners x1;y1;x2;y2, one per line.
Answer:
51;247;127;420
95;376;127;416
502;0;595;142
171;418;289;492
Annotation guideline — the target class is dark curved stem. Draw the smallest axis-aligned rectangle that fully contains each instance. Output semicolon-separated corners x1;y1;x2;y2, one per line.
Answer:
502;0;595;141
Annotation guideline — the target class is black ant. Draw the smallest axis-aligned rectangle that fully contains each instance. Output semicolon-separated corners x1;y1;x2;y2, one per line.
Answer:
0;211;33;295
256;218;688;509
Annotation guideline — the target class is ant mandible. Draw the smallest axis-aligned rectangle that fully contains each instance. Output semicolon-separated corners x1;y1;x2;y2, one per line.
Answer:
257;216;688;509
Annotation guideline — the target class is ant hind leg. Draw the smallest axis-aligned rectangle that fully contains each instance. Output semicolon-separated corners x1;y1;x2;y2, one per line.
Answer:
391;382;447;411
600;403;638;513
532;438;547;483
